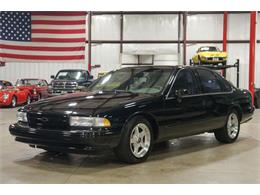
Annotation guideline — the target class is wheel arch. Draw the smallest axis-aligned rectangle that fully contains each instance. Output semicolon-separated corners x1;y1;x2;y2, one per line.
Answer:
229;104;243;122
10;93;17;106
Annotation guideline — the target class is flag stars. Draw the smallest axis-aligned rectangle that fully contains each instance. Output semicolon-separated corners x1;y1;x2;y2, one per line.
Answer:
0;11;31;42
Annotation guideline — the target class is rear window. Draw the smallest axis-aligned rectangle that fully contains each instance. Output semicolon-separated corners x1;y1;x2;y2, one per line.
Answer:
214;73;233;92
196;69;222;93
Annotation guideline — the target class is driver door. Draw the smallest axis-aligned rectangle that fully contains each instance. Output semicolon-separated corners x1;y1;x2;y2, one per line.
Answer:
161;69;207;139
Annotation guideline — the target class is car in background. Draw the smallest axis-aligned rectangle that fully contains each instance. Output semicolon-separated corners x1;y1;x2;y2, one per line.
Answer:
16;79;49;101
48;69;93;96
0;80;31;107
192;46;227;65
9;66;254;163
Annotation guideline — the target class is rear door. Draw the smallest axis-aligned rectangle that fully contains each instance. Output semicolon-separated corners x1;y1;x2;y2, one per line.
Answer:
194;68;229;130
161;69;207;139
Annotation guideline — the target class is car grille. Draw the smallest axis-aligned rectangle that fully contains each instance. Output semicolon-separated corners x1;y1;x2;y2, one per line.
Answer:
53;82;77;90
27;112;70;130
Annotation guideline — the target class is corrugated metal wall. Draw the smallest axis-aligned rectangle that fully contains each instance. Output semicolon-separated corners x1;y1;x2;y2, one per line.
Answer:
0;62;86;84
0;13;259;89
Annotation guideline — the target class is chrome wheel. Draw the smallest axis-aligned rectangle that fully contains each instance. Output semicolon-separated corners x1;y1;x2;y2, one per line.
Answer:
11;97;16;107
227;113;239;139
130;123;151;158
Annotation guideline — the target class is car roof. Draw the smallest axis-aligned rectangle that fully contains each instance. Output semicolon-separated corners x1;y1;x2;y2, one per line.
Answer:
119;65;216;73
120;65;180;70
58;69;87;72
18;78;42;80
119;65;208;69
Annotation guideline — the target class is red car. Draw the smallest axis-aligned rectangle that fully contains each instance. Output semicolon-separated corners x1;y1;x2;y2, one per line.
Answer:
0;80;31;107
16;79;49;101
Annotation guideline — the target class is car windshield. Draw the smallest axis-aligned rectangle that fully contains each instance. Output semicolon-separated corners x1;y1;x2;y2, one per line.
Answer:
199;47;219;52
55;70;85;80
88;67;173;94
16;79;39;86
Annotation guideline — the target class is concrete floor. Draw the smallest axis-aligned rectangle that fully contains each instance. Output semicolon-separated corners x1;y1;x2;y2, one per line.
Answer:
0;108;260;184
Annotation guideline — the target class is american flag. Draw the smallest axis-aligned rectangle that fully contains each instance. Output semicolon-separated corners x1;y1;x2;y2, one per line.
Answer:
0;11;86;62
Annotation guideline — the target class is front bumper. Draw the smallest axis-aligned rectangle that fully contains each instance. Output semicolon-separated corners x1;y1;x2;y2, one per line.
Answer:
9;123;121;153
201;59;226;64
0;99;11;107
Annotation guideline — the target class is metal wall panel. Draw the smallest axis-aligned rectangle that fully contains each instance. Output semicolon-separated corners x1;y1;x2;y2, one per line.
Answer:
0;62;85;84
92;15;120;40
91;44;121;77
226;44;249;89
124;14;180;40
187;14;223;40
228;14;250;40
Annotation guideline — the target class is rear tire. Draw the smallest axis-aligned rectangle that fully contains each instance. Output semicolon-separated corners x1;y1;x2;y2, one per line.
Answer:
214;110;240;143
114;116;154;164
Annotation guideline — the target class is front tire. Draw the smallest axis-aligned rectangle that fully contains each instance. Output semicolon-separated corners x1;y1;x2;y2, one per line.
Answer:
11;96;17;108
114;116;154;163
214;110;240;143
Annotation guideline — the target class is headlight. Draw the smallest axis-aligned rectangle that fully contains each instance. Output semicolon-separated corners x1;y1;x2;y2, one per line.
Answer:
17;112;28;122
3;93;9;100
70;116;111;127
33;89;37;94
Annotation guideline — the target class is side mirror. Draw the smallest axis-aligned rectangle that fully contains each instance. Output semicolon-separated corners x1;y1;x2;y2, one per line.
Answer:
89;75;94;80
50;75;55;79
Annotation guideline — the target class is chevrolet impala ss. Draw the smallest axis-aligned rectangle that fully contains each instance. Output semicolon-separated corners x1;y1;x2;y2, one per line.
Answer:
9;66;254;163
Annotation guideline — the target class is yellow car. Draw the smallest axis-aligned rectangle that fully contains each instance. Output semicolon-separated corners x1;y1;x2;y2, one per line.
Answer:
192;46;227;65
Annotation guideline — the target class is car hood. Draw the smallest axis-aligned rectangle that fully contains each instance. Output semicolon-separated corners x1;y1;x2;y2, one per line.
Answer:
25;91;156;115
0;88;15;95
17;85;35;90
199;51;227;57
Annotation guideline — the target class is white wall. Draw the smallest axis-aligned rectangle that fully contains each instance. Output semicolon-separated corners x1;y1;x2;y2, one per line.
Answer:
0;62;86;84
0;13;260;88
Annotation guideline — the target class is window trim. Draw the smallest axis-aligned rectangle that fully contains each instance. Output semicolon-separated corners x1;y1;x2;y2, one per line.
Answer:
166;68;199;98
165;68;234;100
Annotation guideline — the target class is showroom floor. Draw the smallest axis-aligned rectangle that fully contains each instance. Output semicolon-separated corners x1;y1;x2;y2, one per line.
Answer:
0;108;260;184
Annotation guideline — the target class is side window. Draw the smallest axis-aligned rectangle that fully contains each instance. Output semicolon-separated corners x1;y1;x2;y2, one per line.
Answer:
169;70;198;97
197;69;222;93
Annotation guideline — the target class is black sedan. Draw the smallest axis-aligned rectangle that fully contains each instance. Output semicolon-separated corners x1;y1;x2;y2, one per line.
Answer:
9;66;254;163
